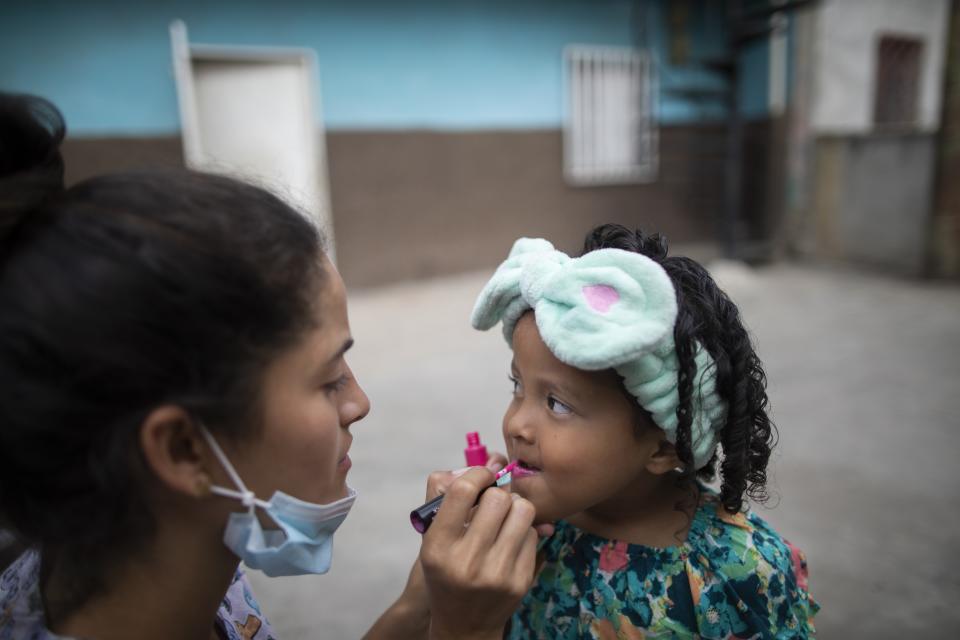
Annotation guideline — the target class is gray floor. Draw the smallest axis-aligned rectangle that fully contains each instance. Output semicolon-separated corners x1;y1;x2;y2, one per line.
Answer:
247;260;960;639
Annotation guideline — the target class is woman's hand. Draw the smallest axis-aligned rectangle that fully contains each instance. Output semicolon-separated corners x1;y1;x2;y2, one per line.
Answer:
419;466;539;640
392;456;511;626
364;455;553;640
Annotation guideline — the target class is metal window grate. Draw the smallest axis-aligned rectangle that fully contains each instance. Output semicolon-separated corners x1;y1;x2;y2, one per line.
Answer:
873;35;924;127
564;46;658;185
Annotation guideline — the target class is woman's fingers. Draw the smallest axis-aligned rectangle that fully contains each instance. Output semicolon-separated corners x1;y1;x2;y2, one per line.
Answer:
492;494;536;558
423;448;510;502
425;467;494;542
424;466;476;501
459;486;514;551
510;527;540;593
486;451;509;473
418;469;542;639
424;470;452;501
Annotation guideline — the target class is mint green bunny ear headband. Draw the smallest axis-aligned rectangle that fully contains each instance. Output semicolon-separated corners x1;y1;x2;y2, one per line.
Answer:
471;238;727;470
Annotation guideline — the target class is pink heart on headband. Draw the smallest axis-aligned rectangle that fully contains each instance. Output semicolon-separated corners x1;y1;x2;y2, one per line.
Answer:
582;284;620;313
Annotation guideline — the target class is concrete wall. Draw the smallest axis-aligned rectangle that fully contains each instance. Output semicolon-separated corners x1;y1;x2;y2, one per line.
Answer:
932;0;960;277
785;0;950;274
811;0;950;133
60;122;761;287
813;133;936;274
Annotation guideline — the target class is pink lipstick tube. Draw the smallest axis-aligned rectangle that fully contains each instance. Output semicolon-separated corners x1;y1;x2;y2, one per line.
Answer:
410;462;518;534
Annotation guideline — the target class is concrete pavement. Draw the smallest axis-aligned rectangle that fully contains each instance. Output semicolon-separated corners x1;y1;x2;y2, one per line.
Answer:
247;260;960;639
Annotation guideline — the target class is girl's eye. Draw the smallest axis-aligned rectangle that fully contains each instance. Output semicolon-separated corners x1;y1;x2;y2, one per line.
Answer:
508;375;522;395
547;395;573;415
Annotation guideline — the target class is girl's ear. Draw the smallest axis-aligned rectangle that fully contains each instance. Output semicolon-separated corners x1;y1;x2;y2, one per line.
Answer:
645;438;684;475
139;406;212;498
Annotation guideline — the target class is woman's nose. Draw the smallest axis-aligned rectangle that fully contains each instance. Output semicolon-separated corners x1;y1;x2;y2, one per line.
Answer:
340;365;370;428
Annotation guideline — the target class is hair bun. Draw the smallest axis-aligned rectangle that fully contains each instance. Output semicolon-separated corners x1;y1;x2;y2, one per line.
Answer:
582;223;669;261
0;93;66;244
633;229;668;261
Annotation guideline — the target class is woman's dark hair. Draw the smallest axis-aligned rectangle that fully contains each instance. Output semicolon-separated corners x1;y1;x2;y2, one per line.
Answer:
0;94;325;610
582;223;776;514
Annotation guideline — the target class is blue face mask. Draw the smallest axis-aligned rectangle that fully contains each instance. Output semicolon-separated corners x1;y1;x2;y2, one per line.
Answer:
201;427;357;577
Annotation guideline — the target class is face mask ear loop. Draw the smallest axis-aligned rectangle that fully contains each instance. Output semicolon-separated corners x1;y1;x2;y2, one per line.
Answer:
199;424;268;514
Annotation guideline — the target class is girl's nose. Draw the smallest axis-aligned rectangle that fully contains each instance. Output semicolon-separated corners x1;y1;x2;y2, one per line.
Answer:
504;401;536;444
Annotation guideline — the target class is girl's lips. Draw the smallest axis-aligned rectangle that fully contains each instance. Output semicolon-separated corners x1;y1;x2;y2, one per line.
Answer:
512;459;541;478
337;453;352;473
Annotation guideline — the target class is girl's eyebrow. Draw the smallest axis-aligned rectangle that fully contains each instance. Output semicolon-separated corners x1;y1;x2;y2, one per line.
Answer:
543;378;587;405
513;360;587;406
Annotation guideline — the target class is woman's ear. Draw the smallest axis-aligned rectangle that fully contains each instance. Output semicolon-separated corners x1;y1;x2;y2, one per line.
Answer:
139;406;211;498
645;438;684;475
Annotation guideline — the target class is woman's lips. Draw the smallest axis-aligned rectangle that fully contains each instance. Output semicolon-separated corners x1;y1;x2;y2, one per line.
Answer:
337;453;352;473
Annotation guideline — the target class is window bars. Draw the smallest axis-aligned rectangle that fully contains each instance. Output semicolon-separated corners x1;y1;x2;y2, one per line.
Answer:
564;46;658;185
873;35;924;128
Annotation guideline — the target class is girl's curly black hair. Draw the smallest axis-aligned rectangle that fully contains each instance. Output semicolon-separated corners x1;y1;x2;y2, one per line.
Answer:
582;223;776;513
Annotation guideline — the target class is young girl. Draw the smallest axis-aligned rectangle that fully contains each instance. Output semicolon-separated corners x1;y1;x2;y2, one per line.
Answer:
471;226;819;639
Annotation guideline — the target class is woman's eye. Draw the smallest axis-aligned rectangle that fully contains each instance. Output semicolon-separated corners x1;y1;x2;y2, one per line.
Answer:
547;396;573;415
508;375;522;395
325;374;349;393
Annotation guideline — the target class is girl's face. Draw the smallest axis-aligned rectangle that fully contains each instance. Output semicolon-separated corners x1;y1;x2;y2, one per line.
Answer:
503;313;665;524
224;258;369;506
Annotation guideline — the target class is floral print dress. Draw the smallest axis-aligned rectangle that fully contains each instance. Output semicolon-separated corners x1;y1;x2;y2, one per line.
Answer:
507;488;818;639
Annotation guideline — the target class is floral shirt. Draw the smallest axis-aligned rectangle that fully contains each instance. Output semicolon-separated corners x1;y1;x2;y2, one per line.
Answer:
0;550;275;640
507;489;819;639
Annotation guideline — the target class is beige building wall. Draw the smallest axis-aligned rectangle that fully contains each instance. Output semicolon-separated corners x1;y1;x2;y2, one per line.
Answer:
811;0;950;134
787;0;951;274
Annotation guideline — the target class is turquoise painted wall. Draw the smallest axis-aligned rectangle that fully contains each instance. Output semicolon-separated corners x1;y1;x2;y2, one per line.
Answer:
739;36;770;118
641;0;729;122
0;0;772;135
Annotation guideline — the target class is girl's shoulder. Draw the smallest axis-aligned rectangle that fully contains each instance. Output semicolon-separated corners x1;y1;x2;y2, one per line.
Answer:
519;491;819;639
684;487;820;638
689;487;800;572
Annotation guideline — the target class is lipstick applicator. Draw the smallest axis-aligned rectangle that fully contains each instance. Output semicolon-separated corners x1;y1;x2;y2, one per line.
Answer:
409;461;519;534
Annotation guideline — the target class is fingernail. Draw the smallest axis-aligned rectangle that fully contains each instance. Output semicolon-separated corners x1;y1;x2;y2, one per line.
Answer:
450;467;471;477
486;461;504;473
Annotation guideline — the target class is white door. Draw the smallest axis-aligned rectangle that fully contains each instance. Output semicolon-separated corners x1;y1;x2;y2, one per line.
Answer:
170;21;335;259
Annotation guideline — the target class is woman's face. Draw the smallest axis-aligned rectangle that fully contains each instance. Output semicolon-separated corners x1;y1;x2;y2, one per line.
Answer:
502;313;663;524
224;257;369;505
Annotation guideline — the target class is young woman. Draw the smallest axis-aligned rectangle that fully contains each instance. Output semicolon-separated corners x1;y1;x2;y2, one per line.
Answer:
0;93;541;640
